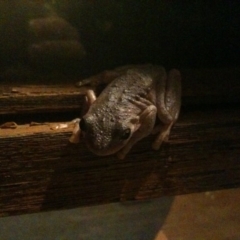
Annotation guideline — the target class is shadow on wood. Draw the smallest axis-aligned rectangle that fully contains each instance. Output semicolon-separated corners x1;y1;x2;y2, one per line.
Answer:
0;107;240;217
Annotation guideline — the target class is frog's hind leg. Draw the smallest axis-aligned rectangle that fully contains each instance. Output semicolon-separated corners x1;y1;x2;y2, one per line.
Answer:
153;69;181;150
76;65;140;88
117;105;157;159
76;65;153;88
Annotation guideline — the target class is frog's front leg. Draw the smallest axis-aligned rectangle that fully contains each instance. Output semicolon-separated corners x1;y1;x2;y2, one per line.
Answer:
69;89;97;144
117;105;157;159
152;69;181;150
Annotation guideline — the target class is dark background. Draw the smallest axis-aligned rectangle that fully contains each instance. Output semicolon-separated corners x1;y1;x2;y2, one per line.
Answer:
59;0;240;69
0;0;239;80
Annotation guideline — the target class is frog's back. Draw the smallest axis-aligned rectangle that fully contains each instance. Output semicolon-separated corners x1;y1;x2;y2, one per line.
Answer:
88;66;163;119
99;69;154;104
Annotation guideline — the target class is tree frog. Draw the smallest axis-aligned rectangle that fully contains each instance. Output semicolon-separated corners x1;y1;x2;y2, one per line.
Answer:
70;65;181;159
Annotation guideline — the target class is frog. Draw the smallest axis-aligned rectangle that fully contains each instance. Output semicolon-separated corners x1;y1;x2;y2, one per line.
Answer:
70;64;181;159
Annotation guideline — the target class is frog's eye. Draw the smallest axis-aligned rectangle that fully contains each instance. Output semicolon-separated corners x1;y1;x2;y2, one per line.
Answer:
121;128;131;140
79;118;87;131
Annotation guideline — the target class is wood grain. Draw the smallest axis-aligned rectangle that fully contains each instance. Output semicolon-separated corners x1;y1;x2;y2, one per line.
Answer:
0;85;86;114
0;108;239;216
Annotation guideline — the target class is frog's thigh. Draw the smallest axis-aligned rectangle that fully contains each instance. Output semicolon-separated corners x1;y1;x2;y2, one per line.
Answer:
117;105;157;159
156;68;181;123
153;69;181;150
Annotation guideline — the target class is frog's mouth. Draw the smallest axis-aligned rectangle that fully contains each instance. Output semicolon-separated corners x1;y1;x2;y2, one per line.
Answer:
85;134;126;156
86;141;125;156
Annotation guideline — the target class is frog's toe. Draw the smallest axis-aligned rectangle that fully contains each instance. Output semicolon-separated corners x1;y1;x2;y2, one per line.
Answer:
152;136;167;150
152;139;163;150
69;131;80;143
69;134;80;143
116;151;126;160
69;119;81;143
152;126;171;150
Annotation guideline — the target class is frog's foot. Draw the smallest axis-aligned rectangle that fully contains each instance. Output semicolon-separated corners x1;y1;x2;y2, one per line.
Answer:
152;122;173;150
116;151;126;160
69;118;81;143
117;105;157;159
151;124;163;135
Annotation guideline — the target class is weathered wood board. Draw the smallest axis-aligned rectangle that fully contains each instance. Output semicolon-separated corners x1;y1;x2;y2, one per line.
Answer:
0;108;240;217
0;67;240;216
0;68;239;115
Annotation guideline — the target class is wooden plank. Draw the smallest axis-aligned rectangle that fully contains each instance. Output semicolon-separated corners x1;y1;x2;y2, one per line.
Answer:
0;67;240;115
0;85;86;114
0;108;239;216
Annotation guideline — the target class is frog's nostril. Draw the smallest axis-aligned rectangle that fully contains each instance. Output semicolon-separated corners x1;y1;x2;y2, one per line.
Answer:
79;118;87;131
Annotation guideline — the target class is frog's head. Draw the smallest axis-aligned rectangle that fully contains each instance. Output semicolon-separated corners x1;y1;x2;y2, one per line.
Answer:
79;113;139;156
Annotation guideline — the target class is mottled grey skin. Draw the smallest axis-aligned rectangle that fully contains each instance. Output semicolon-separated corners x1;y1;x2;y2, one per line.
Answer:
73;65;181;159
